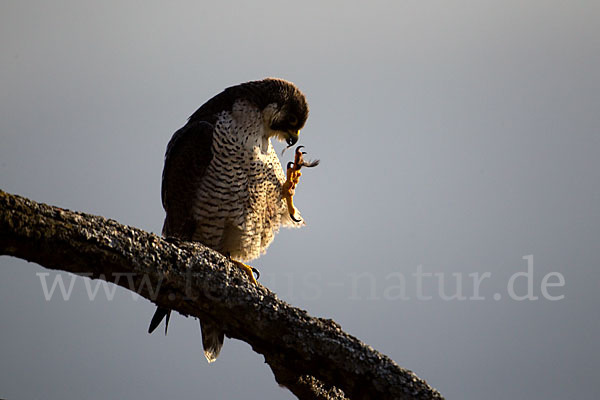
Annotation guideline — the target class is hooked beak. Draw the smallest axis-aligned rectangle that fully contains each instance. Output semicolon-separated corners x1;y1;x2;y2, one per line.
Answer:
285;130;299;147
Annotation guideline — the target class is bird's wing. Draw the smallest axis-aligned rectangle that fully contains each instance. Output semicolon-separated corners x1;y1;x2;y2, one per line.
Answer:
161;120;214;240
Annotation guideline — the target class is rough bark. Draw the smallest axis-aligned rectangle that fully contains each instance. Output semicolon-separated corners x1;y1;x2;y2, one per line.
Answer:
0;189;444;400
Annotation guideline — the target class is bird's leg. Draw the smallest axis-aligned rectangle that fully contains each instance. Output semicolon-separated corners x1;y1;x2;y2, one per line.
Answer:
282;146;319;223
231;260;259;285
282;161;302;222
225;253;259;285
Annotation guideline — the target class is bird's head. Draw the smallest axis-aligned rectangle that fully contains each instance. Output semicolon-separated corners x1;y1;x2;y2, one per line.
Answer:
193;78;309;147
266;80;309;147
235;78;308;146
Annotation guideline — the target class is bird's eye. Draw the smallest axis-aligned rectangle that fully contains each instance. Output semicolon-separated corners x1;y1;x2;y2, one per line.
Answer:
288;115;298;126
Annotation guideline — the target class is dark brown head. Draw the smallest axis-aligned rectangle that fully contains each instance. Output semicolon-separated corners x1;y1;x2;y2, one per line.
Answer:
190;78;309;146
256;78;309;145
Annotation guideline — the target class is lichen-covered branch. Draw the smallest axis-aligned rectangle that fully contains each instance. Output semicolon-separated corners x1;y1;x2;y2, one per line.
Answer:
0;189;444;400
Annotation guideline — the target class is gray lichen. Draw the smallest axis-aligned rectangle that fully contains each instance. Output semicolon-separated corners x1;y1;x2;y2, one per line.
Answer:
0;189;444;400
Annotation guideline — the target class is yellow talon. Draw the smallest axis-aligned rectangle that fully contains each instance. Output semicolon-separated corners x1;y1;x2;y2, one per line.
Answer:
282;146;310;222
283;167;302;220
231;260;258;285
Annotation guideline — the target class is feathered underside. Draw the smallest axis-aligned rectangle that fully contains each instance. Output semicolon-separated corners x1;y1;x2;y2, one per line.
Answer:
161;79;308;262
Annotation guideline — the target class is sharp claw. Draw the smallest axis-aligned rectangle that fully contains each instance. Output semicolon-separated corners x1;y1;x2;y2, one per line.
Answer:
251;267;260;280
164;311;171;336
290;213;302;223
301;159;320;168
289;145;320;170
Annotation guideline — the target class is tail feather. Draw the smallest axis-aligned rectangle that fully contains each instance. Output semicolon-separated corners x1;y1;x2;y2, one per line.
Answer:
200;319;224;363
148;307;171;335
149;307;224;363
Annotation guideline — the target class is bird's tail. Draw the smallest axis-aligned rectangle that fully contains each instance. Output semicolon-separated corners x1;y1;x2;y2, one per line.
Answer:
148;306;171;335
149;307;224;363
200;319;224;363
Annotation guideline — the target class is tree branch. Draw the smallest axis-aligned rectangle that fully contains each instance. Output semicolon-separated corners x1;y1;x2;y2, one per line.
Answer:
0;189;444;400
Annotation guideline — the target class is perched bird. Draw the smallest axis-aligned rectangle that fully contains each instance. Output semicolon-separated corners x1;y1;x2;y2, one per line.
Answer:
148;78;317;362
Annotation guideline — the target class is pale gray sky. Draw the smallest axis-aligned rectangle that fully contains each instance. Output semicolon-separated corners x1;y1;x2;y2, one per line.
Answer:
1;1;599;399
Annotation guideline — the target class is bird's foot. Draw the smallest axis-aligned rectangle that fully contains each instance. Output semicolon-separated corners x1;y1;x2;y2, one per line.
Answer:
231;260;259;285
282;146;319;222
165;236;182;246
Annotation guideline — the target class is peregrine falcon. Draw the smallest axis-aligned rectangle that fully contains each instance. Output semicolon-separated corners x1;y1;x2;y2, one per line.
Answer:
148;78;317;362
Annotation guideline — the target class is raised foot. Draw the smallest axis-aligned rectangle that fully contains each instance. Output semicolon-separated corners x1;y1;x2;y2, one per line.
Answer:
282;146;320;222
